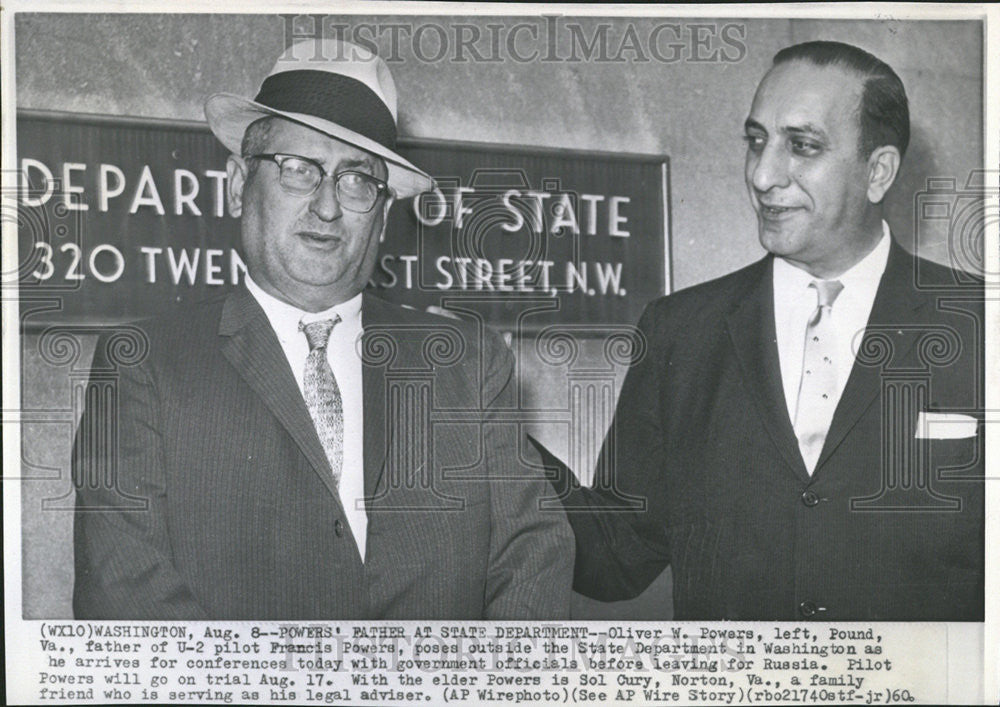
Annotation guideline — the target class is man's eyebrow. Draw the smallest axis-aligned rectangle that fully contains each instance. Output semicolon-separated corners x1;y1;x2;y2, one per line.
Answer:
337;157;378;172
782;122;829;141
303;155;377;173
743;118;828;142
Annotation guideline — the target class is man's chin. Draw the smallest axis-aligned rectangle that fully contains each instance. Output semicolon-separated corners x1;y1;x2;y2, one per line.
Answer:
757;227;802;259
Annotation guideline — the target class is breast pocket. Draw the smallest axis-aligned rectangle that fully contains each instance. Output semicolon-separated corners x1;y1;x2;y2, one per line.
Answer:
926;434;981;473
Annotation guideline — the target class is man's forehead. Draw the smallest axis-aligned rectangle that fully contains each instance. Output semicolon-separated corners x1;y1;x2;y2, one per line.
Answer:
749;61;863;127
264;117;382;167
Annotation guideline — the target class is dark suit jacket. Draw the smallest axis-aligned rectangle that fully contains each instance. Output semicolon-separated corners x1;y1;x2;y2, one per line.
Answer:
554;241;983;620
73;288;573;619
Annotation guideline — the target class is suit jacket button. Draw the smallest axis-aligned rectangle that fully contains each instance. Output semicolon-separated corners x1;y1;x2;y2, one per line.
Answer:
801;490;820;507
799;600;818;618
334;519;344;537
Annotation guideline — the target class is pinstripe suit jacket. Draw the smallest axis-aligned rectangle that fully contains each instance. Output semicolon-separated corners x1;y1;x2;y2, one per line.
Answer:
73;287;573;619
551;241;983;620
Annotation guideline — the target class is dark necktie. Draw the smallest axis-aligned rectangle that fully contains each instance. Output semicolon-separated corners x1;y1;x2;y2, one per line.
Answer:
793;279;844;474
300;317;343;488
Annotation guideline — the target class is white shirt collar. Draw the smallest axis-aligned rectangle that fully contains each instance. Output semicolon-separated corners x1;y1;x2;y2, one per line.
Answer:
836;220;891;299
244;275;363;343
773;220;891;295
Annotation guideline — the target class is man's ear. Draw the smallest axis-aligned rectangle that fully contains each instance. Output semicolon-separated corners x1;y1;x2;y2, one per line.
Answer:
226;154;248;218
866;145;901;204
378;192;395;243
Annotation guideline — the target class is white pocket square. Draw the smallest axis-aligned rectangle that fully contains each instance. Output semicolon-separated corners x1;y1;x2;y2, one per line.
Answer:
915;412;978;439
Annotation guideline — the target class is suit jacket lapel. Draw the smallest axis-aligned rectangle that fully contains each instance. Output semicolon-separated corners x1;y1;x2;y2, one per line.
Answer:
218;286;341;501
725;256;811;481
815;240;924;471
361;294;391;502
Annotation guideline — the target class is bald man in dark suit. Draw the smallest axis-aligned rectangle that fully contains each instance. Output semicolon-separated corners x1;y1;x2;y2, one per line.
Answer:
542;40;983;621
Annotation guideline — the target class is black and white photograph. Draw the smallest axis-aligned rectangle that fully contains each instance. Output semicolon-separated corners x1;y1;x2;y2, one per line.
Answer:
3;3;997;705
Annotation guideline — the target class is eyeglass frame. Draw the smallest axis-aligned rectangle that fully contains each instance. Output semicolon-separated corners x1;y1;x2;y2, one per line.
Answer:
244;153;391;213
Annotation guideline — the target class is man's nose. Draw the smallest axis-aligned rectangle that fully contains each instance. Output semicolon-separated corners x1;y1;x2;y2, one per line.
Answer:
308;175;342;222
749;143;791;194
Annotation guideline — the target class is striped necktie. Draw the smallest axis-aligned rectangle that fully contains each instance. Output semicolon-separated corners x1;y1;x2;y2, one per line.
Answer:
300;317;343;487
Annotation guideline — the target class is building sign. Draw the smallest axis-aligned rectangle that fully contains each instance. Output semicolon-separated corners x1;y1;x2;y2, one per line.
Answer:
16;111;669;331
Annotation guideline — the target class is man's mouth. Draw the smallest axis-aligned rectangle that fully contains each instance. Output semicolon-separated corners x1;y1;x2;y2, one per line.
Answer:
298;231;341;247
758;203;799;218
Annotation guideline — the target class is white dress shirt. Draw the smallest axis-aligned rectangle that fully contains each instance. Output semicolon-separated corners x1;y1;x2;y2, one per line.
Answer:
773;221;891;433
245;276;368;561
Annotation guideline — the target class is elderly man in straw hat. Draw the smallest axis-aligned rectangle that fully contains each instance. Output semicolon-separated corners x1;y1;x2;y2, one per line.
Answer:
72;39;573;620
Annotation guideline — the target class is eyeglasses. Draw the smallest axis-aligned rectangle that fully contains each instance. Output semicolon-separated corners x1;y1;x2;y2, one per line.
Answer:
245;153;389;213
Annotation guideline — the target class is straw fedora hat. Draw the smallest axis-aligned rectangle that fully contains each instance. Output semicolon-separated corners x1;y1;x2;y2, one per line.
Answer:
205;39;433;198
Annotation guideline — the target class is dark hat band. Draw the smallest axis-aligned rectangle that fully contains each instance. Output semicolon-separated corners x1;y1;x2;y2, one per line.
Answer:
254;70;397;150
